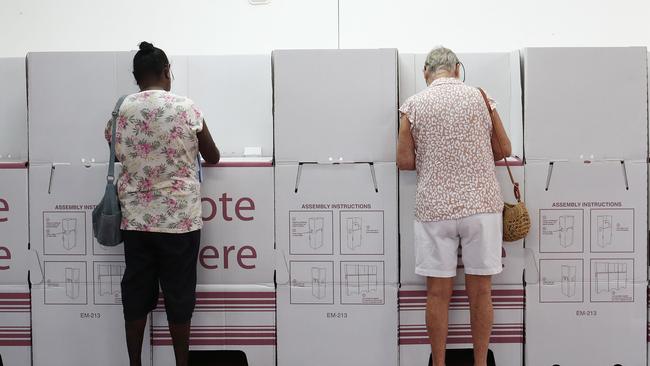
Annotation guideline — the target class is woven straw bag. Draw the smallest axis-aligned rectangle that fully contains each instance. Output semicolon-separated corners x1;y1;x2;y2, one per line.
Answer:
478;88;531;242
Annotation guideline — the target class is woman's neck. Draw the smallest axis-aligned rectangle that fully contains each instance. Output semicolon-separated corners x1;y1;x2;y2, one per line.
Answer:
141;86;165;92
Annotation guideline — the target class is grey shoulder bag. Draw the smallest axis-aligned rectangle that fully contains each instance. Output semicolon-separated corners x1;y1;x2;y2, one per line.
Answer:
92;95;127;246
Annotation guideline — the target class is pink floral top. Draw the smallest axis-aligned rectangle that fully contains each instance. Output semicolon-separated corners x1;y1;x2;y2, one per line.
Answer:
400;78;503;222
105;90;204;233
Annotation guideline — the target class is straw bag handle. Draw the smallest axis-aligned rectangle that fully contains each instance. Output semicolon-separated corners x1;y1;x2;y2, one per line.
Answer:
477;88;521;202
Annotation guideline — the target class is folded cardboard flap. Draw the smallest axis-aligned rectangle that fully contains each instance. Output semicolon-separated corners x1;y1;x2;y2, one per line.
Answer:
523;47;648;161
0;58;28;162
399;52;523;158
273;49;398;163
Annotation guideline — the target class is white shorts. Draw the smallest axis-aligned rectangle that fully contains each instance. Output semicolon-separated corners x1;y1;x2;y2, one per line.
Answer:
414;212;503;278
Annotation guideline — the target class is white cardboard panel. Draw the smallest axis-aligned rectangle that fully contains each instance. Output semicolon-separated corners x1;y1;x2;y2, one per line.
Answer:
29;164;152;366
398;52;523;158
275;162;398;366
523;47;648;160
526;282;646;365
152;284;275;366
0;166;29;285
277;283;397;366
27;52;136;164
188;55;273;158
275;162;398;285
399;284;523;366
525;161;647;282
0;285;31;366
0;58;27;162
525;161;647;365
273;49;398;163
198;165;274;285
399;163;526;286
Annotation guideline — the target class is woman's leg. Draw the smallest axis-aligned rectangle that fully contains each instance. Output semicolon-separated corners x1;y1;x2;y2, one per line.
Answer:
168;322;191;366
121;230;159;366
125;318;148;366
157;230;201;366
426;276;454;366
465;274;494;366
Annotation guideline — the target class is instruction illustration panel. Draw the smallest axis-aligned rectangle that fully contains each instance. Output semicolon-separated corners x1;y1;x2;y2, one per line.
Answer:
93;261;125;305
339;211;384;255
590;209;634;253
539;259;584;303
44;261;88;305
590;259;634;302
43;211;87;255
340;261;385;305
289;211;333;255
290;261;334;304
539;209;583;253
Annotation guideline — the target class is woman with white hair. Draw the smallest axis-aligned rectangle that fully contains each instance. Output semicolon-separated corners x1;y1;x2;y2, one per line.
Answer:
397;46;511;366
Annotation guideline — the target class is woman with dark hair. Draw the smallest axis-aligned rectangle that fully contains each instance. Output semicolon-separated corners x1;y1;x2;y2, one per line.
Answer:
105;41;220;366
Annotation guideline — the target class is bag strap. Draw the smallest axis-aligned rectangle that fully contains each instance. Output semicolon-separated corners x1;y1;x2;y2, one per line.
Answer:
108;95;128;183
477;88;521;202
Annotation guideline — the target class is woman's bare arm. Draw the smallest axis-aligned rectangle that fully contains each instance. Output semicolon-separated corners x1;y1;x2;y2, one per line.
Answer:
397;114;416;170
490;109;512;161
198;120;220;164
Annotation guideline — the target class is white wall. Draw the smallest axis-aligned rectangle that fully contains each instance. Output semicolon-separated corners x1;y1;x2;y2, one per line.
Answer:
1;0;649;57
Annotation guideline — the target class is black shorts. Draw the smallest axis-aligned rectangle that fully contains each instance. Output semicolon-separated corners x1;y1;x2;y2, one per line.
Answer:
121;230;201;324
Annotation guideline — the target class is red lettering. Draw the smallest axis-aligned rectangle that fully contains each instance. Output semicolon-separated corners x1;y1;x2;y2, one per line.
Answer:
237;245;257;269
201;195;256;222
0;199;8;223
223;245;235;268
201;197;217;222
0;247;10;270
199;245;219;269
198;244;257;270
235;198;255;221
219;193;233;221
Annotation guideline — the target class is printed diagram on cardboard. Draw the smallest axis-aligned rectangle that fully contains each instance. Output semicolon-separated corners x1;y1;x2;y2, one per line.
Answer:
596;216;613;248
94;262;125;305
589;209;634;253
539;209;583;253
311;267;327;299
340;261;385;305
43;211;87;255
344;217;363;250
290;261;334;304
539;259;583;303
339;211;384;255
290;211;333;254
590;259;634;302
44;261;88;305
561;265;577;298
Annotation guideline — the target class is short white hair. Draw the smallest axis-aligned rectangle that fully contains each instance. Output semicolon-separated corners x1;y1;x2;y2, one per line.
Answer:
424;46;459;73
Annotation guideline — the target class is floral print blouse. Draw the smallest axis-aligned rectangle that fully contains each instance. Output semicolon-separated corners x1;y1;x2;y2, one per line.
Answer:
400;78;503;222
105;90;204;233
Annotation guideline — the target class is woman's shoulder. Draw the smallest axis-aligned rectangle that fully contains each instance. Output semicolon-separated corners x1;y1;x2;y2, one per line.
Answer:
166;92;200;108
